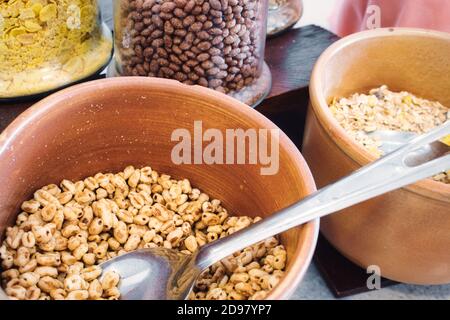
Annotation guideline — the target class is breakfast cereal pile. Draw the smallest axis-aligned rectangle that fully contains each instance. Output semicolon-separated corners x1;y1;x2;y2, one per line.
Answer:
0;166;287;300
0;0;112;98
330;85;449;184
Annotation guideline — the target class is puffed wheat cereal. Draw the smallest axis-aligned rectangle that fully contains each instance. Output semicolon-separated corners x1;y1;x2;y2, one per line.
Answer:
1;166;287;300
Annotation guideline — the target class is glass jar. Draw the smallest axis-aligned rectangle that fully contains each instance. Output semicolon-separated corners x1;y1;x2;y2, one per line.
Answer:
114;0;271;107
267;0;302;37
0;0;113;100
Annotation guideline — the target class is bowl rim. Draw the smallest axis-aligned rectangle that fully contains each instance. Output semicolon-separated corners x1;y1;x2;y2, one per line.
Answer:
0;77;319;300
309;27;450;203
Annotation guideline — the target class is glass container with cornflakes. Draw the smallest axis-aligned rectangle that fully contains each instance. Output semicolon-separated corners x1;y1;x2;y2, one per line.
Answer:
0;0;113;100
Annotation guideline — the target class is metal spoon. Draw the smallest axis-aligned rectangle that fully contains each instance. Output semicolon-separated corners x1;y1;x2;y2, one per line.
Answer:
367;130;450;155
100;121;450;300
367;130;418;154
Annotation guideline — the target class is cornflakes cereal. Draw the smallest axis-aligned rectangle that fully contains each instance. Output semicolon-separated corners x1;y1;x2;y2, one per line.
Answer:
0;0;112;98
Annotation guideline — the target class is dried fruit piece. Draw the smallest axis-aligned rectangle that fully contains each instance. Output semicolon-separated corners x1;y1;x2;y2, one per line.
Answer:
440;135;450;146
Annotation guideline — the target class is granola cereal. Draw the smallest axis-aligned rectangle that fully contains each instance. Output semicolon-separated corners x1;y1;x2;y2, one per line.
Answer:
329;85;449;184
0;166;287;300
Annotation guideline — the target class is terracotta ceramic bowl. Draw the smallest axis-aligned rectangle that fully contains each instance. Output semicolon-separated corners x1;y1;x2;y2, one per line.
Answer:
303;28;450;285
0;77;319;299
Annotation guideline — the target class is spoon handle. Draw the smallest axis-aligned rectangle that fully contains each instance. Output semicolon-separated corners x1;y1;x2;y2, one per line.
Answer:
195;121;450;270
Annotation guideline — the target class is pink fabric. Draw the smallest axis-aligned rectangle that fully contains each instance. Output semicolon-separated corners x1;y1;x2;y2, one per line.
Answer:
330;0;450;37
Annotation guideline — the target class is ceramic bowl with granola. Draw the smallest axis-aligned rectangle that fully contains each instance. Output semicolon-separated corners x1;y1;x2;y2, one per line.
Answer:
304;28;450;285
